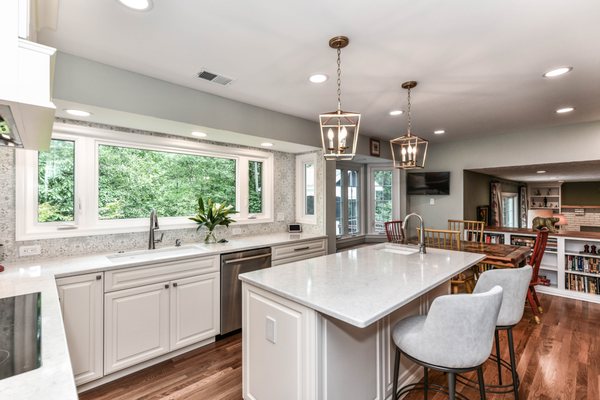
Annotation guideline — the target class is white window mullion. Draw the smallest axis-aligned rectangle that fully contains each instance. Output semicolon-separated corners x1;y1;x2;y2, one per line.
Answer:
238;157;248;220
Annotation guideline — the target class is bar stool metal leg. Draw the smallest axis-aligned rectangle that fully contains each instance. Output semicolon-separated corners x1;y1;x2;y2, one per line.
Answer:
392;347;400;399
507;327;520;400
423;366;429;398
494;329;502;385
448;372;456;400
477;366;487;400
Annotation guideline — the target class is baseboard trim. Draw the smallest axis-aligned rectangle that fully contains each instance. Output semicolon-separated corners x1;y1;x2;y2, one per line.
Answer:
77;337;215;393
536;285;600;304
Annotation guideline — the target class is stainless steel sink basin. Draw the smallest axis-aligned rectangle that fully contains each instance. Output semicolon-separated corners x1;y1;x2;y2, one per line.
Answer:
375;243;420;255
107;244;207;263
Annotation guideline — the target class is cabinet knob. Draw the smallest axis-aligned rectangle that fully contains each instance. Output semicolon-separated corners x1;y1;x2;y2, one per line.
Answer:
173;282;178;287
164;284;170;289
96;275;102;280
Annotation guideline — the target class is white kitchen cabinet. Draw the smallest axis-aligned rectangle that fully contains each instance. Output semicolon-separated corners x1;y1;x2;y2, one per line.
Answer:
56;273;104;385
104;282;170;374
271;238;328;266
170;272;220;350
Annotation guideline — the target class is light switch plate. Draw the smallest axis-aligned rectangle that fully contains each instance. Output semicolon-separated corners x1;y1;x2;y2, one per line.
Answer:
266;316;276;344
19;244;41;257
429;198;435;205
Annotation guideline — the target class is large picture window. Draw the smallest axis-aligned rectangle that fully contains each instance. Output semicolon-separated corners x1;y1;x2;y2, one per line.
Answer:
98;145;237;219
16;123;274;240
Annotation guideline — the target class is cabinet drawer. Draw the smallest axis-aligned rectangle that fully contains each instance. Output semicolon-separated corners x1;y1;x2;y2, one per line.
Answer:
272;250;327;266
105;255;219;292
271;239;327;261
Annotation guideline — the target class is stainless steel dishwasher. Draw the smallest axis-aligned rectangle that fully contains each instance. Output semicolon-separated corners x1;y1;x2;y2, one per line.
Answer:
220;247;271;335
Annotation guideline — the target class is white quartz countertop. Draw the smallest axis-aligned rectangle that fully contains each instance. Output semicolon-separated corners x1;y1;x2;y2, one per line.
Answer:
239;243;486;328
0;232;326;399
0;268;77;400
2;232;326;278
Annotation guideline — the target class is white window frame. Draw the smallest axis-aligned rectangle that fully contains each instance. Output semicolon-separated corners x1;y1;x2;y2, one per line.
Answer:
501;192;519;228
295;152;317;224
366;165;401;235
15;123;274;240
336;162;364;237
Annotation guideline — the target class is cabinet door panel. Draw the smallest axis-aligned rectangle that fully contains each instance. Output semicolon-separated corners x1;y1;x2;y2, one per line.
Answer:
57;273;103;385
170;272;219;350
104;282;169;374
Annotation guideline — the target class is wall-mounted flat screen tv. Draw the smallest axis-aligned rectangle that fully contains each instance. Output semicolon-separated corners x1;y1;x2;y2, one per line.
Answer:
406;172;450;195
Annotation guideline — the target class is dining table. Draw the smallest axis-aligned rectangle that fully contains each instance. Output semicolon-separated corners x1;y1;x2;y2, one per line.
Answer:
409;240;531;268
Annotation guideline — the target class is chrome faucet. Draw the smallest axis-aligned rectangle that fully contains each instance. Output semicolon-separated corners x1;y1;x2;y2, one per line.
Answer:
148;209;163;250
402;213;426;254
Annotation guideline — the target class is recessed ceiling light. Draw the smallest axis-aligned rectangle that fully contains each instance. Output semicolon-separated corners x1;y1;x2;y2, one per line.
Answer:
309;74;328;83
117;0;153;10
556;107;575;114
434;130;445;135
64;109;92;117
536;170;547;174
191;131;207;137
543;67;573;78
261;142;274;147
389;110;403;116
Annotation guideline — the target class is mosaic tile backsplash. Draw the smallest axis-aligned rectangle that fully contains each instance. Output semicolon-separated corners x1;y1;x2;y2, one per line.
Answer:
0;119;324;262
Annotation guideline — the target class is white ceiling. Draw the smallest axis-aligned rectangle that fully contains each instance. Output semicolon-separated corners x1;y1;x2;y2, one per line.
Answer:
38;0;600;143
470;160;600;182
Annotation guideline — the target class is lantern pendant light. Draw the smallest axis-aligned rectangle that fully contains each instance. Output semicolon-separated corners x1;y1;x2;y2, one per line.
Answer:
319;36;361;161
390;81;429;169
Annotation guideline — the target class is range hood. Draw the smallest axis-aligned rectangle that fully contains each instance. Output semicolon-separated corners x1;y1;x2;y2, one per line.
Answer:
0;39;56;150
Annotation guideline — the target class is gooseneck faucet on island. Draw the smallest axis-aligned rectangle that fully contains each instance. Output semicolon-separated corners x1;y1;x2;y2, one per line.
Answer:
402;212;427;254
148;209;164;250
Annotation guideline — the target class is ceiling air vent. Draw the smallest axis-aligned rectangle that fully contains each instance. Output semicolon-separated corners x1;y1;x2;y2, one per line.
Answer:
197;69;234;86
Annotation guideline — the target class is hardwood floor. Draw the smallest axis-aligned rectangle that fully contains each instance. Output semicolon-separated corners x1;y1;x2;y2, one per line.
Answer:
79;294;600;400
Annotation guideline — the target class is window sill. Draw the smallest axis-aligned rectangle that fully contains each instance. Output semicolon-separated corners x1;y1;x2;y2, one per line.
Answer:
16;218;275;241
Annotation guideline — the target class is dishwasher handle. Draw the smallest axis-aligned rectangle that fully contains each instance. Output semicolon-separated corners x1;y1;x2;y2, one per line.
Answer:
223;253;272;264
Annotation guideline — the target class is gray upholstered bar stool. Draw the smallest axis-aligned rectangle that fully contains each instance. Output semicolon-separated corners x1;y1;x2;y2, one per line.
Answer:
391;286;503;400
459;265;532;399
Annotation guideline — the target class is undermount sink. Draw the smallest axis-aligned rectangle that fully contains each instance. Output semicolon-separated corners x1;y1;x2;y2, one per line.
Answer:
107;244;207;263
376;243;420;256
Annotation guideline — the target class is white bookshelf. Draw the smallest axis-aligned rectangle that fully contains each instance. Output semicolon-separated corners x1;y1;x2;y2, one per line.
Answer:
528;183;562;212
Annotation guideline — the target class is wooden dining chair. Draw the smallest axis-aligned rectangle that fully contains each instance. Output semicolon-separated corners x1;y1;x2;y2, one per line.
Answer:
448;219;485;243
384;220;405;244
449;219;492;280
416;228;473;293
416;228;462;250
527;229;549;324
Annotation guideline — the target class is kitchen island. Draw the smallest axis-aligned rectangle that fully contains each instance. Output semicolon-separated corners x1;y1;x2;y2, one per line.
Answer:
239;243;486;400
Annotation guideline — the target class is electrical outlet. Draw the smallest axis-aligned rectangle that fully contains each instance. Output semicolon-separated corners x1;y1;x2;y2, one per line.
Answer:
277;213;285;221
232;228;242;235
19;245;41;257
429;198;435;206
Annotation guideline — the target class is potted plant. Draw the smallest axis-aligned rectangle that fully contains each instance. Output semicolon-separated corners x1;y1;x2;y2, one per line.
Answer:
189;197;238;243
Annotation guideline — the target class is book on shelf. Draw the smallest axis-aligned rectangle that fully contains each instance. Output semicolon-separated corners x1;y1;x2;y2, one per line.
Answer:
537;274;552;286
566;272;600;294
566;255;600;274
484;233;504;244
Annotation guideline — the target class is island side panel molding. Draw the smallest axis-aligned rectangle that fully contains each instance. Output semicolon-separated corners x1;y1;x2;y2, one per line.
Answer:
381;296;422;399
318;316;381;400
242;283;318;400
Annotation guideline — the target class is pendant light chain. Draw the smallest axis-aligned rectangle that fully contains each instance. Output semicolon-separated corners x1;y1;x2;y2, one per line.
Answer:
336;48;342;111
407;86;412;136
